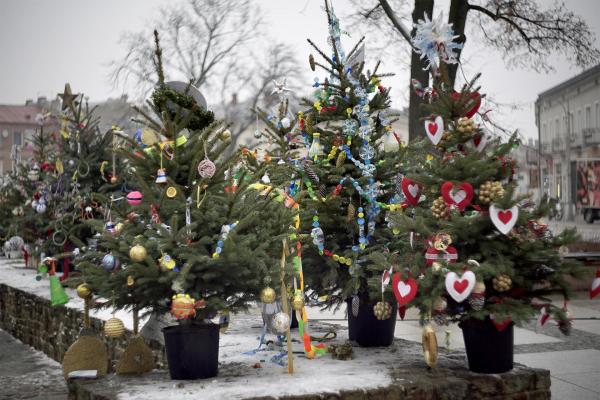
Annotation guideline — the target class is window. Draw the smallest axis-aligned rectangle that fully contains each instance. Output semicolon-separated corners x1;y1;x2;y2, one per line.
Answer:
24;129;34;146
585;105;591;129
0;160;3;175
570;112;575;133
13;131;22;146
596;102;600;128
577;109;582;132
556;163;562;175
555;118;560;139
542;123;547;139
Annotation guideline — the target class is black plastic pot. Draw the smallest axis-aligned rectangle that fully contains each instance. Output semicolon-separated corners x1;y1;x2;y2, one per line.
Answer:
162;323;219;380
347;299;397;347
459;318;514;374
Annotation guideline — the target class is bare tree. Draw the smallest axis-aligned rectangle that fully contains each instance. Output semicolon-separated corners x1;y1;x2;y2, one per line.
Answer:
347;0;600;141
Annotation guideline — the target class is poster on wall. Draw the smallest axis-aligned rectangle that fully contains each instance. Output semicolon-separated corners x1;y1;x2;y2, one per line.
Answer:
576;159;600;208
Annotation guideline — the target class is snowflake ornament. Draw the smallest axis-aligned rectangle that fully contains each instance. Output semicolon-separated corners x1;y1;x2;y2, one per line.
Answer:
411;13;463;71
271;78;293;98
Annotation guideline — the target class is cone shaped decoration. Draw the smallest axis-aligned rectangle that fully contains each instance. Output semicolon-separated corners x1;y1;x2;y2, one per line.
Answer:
49;275;69;306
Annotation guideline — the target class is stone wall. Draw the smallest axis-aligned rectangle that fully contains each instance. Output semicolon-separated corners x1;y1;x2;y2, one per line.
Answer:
0;283;166;372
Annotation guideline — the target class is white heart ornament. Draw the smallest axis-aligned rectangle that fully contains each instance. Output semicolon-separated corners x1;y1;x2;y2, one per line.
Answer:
445;270;476;303
424;116;444;145
490;205;519;235
451;190;467;204
407;184;419;198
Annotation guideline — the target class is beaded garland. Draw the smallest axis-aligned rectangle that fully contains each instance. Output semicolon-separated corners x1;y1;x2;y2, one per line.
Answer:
212;221;239;258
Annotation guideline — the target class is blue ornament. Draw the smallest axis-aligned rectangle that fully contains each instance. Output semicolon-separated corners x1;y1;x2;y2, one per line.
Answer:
101;254;118;272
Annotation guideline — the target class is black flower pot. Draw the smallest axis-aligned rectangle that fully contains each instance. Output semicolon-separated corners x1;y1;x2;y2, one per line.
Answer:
459;317;514;374
347;299;397;347
162;323;219;379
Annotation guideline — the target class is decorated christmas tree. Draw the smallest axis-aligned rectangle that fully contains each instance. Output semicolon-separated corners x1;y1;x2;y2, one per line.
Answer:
382;13;584;372
75;32;295;379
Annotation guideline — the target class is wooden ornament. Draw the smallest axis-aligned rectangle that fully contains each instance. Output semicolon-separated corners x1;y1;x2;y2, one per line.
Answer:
424;116;444;145
490;204;519;235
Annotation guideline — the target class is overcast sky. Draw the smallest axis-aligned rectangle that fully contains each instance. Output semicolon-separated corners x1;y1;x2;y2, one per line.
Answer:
1;0;599;140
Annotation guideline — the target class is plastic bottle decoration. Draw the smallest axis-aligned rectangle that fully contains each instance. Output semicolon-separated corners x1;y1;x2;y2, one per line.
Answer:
310;213;325;254
308;132;323;160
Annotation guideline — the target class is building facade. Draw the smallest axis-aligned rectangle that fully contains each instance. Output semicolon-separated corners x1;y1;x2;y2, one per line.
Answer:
535;64;600;220
0;97;59;174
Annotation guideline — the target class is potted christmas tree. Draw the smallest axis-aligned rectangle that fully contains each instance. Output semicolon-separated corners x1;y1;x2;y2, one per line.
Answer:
386;13;584;373
76;32;294;379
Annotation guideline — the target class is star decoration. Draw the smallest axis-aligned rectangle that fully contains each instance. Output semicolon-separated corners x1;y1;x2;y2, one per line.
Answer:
271;78;293;98
58;83;80;111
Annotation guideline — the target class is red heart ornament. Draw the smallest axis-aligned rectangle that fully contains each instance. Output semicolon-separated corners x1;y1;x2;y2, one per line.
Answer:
491;315;512;332
425;246;458;266
590;269;600;299
398;305;407;320
440;181;473;211
401;178;422;207
424;116;444;145
451;91;481;118
444;270;476;302
537;307;550;330
490;205;519;235
392;273;418;306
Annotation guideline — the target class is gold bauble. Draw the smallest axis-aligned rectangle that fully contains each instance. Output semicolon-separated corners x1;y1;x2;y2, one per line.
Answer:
114;222;124;235
493;274;512;292
129;244;147;262
260;287;276;304
76;284;92;299
373;301;392;320
110;176;118;184
104;317;125;338
291;294;305;311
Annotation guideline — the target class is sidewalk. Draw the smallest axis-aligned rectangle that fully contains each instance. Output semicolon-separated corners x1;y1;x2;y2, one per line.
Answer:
0;329;67;400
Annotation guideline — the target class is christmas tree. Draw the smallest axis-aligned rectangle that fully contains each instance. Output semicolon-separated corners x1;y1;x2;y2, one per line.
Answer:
384;14;584;340
76;31;294;325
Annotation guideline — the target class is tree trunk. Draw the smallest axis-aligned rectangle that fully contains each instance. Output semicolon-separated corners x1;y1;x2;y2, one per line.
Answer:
408;0;435;142
446;0;470;88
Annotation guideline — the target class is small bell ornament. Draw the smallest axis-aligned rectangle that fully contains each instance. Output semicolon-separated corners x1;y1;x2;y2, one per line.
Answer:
308;132;323;159
383;131;399;153
155;168;168;183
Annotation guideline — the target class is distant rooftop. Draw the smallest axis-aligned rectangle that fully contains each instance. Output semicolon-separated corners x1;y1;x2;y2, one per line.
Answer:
0;104;43;125
537;64;600;100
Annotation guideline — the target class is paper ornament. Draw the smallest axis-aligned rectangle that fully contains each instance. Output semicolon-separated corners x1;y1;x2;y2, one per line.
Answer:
440;181;473;211
444;270;476;303
490;204;519;235
401;178;422;207
391;273;418;306
424;116;444;145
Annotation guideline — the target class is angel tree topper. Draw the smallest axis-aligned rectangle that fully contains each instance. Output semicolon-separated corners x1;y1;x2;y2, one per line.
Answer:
411;12;463;71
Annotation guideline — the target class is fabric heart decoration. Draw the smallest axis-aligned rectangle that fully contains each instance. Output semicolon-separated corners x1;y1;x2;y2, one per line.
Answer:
472;132;488;152
444;270;476;303
536;307;550;332
441;181;473;211
490;315;512;332
425;246;458;266
424;116;444;145
490;205;519;235
590;269;600;299
398;305;407;321
451;91;481;118
392;273;418;306
401;178;422;207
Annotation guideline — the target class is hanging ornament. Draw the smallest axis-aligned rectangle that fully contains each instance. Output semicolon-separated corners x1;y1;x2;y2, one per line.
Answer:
401;178;422;207
308;132;324;159
27;167;40;181
170;294;197;320
261;172;270;184
291;294;304;311
492;274;512;292
468;282;486;311
104;317;125;338
536;307;550;332
440;181;473;211
166;186;177;198
260;287;276;304
76;284;92;299
431;196;449;219
591;269;600;299
198;158;216;178
105;221;116;234
158;254;176;271
155;168;168;184
451;91;482;118
478;181;504;204
471;132;488;152
444;270;476;303
129;245;147;262
373;301;392;320
424;116;444;145
36;202;47;214
101;254;119;272
489;205;519;235
490;315;512;332
126;191;143;206
383;131;399;153
127;275;135;286
114;222;124;235
272;312;291;334
391;273;418;306
421;324;438;368
425;233;458;265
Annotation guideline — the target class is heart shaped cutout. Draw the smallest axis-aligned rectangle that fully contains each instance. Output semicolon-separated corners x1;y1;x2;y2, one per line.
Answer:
444;270;475;302
424;116;444;145
401;178;422;207
392;273;417;306
490;205;519;235
440;181;473;211
452;91;481;118
472;132;488;152
491;315;512;332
